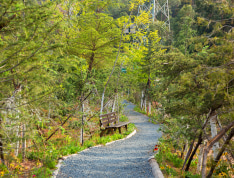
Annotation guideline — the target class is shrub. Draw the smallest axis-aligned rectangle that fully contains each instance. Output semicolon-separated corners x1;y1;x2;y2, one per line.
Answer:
164;165;178;176
185;171;200;178
43;157;56;169
30;167;52;178
83;141;94;148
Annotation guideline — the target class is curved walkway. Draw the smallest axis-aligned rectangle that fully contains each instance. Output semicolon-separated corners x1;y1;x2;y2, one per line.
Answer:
56;101;162;178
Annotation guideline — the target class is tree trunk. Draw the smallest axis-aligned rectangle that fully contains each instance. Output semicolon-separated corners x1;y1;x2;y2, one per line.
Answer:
48;95;50;119
0;119;4;165
144;98;147;113
200;120;234;177
210;115;219;158
207;127;234;178
117;93;119;122
15;125;20;157
185;133;203;171
22;124;26;162
197;144;204;173
0;138;4;165
112;95;116;112
100;92;105;115
182;138;195;170
201;142;208;178
148;101;151;115
80;102;84;145
141;91;144;110
100;29;124;115
207;120;234;150
88;52;95;74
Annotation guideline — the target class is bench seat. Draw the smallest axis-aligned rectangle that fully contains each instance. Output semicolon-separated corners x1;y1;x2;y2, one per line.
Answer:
100;112;130;136
106;121;130;128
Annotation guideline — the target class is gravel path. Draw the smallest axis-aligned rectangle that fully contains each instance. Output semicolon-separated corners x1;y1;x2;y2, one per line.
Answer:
56;101;162;178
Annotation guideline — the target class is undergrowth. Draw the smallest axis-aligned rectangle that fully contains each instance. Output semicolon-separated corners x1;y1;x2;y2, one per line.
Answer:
0;122;135;177
154;137;233;178
154;137;200;178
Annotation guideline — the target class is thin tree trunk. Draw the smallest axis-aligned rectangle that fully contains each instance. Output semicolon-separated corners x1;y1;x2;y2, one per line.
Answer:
80;102;84;145
117;93;119;122
144;98;147;113
100;28;124;115
22;124;26;162
0;119;4;165
185;140;188;155
207;128;234;178
15;125;20;157
100;92;105;115
114;62;123;118
182;138;195;170
197;144;204;173
112;95;116;112
201;142;208;178
0;138;4;165
141;91;144;110
48;95;50;119
210;114;219;158
148;101;151;115
185;133;203;171
88;52;95;74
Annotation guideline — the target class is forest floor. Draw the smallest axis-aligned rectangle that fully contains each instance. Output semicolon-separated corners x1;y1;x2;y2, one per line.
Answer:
56;101;162;178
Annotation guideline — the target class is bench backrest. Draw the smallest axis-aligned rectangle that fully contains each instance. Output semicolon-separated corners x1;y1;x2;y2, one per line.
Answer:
100;112;118;128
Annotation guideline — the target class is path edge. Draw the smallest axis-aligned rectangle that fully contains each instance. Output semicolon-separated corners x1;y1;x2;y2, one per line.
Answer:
148;156;164;178
52;129;137;178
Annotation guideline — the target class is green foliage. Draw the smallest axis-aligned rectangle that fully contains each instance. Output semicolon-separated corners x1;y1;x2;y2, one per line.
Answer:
212;160;230;177
68;120;81;129
83;140;95;148
164;166;178;176
172;5;196;54
30;167;52;178
43;157;57;169
26;121;135;174
134;106;147;115
185;171;201;178
155;138;201;177
1;0;233;176
155;138;184;168
0;164;8;174
119;115;129;122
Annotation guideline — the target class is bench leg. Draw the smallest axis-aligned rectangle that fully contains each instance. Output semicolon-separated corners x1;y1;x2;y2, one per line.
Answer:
111;128;114;135
125;125;128;131
107;128;114;135
118;127;121;134
100;130;105;137
106;128;110;135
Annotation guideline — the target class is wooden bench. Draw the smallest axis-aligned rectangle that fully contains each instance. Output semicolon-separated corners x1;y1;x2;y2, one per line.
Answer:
99;112;130;136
